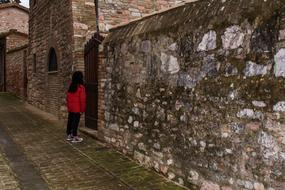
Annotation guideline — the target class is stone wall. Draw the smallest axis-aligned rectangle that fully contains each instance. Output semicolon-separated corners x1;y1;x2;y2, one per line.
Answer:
103;0;285;189
0;4;28;34
6;45;27;97
98;0;185;32
27;0;74;119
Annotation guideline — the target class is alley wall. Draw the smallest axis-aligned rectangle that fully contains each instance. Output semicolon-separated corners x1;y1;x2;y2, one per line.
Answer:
102;0;285;189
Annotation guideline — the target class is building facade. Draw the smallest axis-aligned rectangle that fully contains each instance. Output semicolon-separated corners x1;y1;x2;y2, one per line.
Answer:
0;1;29;97
27;0;183;119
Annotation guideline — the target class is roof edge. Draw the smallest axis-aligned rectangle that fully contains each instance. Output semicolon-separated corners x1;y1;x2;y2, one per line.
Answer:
108;0;199;32
0;29;28;38
0;2;29;13
7;43;28;53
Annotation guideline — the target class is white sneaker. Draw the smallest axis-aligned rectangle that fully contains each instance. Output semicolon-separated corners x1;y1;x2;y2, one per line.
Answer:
71;136;83;143
66;135;73;141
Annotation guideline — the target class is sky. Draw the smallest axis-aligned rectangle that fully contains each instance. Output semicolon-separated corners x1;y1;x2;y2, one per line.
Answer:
20;0;29;8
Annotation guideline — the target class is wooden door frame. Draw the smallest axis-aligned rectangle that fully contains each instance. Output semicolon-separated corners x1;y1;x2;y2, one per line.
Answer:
84;33;104;130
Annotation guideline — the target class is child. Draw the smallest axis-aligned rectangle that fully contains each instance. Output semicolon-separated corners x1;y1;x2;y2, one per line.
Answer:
66;71;86;143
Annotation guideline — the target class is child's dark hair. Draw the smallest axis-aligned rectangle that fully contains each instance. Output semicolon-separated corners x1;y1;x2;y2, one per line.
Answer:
68;71;84;93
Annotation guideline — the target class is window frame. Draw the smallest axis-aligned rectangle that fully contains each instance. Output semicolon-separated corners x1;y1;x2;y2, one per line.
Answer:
47;47;58;73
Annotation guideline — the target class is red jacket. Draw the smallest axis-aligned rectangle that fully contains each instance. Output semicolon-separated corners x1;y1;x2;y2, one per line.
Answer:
67;85;86;113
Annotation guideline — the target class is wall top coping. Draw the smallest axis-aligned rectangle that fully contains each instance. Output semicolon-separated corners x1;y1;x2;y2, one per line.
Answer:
7;43;28;53
104;0;283;44
108;0;198;32
0;29;28;38
0;2;29;13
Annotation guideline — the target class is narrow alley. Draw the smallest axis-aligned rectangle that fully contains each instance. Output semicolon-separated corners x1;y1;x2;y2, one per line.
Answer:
0;94;184;190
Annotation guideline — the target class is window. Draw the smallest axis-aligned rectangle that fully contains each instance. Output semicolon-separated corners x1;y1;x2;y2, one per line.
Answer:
33;54;36;73
48;48;58;72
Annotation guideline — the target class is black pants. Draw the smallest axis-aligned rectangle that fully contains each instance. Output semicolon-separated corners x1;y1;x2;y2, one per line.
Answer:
66;112;81;136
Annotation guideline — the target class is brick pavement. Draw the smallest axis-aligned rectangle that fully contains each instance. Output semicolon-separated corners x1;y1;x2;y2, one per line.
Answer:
0;151;20;190
0;94;186;190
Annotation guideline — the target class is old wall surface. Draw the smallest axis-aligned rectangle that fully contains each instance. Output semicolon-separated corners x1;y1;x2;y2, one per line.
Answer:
71;0;97;72
103;0;285;189
6;46;27;97
0;5;28;34
0;3;28;97
27;0;74;119
6;32;28;50
98;0;185;32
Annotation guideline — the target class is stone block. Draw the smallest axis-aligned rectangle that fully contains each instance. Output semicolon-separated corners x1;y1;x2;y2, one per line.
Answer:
274;49;285;77
222;25;245;50
197;30;217;51
201;181;220;190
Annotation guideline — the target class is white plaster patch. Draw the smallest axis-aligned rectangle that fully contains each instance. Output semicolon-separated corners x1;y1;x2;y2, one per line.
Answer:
244;61;271;77
274;48;285;77
201;181;220;190
109;123;119;131
228;90;238;100
85;2;95;6
258;132;283;161
128;116;133;124
168;172;175;180
169;56;180;74
197;30;217;51
273;101;285;112
254;182;265;190
160;52;180;74
138;142;146;151
279;29;285;41
237;109;263;120
252;101;267;108
134;121;139;127
280;152;285;160
167;159;173;165
73;22;89;30
188;170;199;182
168;43;177;51
222;25;245;50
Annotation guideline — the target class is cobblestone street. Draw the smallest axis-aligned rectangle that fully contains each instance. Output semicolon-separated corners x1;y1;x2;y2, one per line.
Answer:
0;94;185;190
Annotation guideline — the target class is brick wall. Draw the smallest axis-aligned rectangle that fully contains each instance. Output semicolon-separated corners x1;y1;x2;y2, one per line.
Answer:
6;46;27;97
103;0;285;189
97;48;107;137
27;0;74;119
98;0;184;32
0;3;28;97
0;5;28;34
6;32;28;50
71;0;97;72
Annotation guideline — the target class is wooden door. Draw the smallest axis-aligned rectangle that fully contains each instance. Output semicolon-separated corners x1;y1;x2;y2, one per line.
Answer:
84;33;103;130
